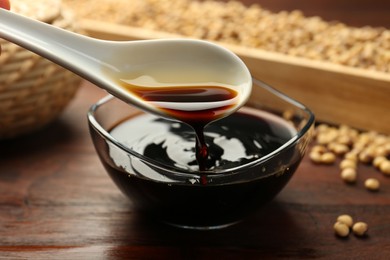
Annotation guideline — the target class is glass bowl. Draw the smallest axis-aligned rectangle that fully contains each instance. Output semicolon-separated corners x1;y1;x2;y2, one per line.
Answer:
87;78;315;230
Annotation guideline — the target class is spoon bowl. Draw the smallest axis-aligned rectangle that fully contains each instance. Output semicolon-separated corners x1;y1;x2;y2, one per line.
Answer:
0;8;252;120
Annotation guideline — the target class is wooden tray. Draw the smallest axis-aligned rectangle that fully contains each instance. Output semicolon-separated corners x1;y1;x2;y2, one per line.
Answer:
80;19;390;134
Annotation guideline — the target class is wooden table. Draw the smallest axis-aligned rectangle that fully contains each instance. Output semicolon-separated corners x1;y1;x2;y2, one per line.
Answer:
1;81;390;259
2;1;390;258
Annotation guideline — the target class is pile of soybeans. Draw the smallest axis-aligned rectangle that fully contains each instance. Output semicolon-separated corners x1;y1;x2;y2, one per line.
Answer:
63;0;390;73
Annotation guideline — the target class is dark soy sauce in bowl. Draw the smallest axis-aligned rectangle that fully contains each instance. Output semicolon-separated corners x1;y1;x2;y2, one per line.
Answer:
88;79;314;229
98;107;300;228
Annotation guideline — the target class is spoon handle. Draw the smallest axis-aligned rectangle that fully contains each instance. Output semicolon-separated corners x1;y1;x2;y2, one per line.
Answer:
0;8;100;76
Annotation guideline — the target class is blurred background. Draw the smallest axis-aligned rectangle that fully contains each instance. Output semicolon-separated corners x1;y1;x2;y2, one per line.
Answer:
240;0;390;27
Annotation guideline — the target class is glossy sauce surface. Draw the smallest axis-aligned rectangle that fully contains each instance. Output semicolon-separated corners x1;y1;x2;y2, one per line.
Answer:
122;83;239;124
105;109;299;227
109;108;296;172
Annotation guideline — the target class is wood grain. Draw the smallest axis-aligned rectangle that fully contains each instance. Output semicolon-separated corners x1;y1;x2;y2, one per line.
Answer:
1;82;390;259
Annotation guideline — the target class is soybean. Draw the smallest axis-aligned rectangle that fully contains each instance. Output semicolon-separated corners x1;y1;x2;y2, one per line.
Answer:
333;222;350;237
337;214;354;228
364;178;380;191
352;222;368;236
341;168;357;183
379;160;390;175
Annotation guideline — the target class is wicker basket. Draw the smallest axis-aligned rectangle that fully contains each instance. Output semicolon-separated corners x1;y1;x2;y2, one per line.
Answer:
0;0;82;139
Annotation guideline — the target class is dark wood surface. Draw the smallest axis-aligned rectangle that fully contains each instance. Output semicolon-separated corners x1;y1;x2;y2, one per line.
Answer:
1;83;390;259
2;1;390;259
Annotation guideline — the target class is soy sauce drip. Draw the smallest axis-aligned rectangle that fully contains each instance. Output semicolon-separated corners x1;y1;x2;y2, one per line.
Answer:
120;83;239;175
194;124;208;171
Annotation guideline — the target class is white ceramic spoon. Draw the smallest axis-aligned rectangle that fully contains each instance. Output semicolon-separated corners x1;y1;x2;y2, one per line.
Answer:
0;8;252;121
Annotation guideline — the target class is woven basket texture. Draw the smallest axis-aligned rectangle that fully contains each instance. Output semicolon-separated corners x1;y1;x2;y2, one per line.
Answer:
0;6;82;139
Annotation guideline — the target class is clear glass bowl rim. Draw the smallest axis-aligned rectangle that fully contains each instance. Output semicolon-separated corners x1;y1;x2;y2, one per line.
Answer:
87;78;315;177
